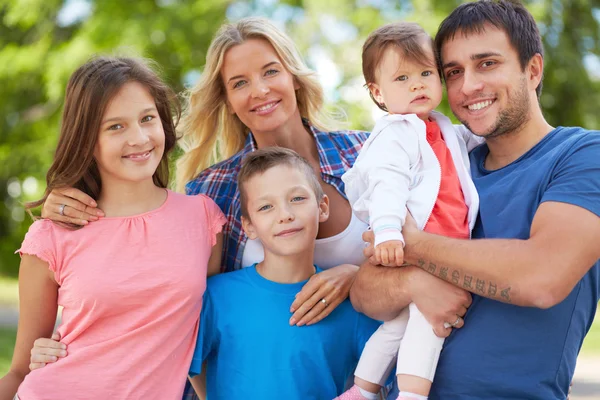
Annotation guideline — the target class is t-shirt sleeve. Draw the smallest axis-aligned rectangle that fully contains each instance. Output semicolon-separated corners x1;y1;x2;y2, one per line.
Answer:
196;194;227;247
16;220;60;276
189;289;218;377
541;134;600;217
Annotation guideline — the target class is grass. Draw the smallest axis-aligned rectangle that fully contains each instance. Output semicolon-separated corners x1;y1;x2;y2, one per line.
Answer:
581;311;600;355
0;276;18;308
0;328;16;375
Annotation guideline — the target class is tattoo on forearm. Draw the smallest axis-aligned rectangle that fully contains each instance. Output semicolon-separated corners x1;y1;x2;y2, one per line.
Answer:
427;262;436;274
439;267;448;280
451;270;460;284
416;258;513;303
476;279;485;293
463;274;472;289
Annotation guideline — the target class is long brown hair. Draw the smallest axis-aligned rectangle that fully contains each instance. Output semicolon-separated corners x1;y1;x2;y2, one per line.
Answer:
27;56;180;213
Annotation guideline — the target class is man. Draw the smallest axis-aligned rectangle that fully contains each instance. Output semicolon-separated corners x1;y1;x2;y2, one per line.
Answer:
351;1;600;398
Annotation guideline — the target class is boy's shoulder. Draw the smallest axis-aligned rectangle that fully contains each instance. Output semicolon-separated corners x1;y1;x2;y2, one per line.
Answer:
206;268;253;295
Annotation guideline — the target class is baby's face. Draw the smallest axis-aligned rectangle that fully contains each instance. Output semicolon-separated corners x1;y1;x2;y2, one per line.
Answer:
370;43;443;119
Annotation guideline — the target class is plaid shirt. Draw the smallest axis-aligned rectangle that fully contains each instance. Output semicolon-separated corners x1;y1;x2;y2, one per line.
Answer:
185;122;369;274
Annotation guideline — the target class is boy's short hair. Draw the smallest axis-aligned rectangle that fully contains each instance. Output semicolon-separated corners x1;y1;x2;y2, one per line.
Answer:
434;0;544;97
362;22;435;111
238;147;324;219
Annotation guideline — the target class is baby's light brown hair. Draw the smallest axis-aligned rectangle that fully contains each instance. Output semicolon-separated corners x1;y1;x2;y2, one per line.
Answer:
362;22;436;111
238;147;324;219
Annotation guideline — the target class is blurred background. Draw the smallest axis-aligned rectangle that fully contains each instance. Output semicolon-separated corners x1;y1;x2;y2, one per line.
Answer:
0;0;599;396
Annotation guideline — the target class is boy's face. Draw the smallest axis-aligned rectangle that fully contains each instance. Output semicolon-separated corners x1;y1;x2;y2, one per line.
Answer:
369;41;443;120
242;165;329;259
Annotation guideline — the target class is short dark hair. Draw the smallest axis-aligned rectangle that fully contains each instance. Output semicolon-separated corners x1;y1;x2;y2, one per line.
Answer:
238;147;324;219
435;0;544;97
362;22;435;112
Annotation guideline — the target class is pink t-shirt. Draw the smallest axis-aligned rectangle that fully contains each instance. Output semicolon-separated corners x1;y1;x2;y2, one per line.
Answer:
16;190;225;400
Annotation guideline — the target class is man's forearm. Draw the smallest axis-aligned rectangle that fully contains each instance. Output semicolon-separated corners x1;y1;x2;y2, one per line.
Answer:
349;261;413;321
405;231;538;306
404;201;600;308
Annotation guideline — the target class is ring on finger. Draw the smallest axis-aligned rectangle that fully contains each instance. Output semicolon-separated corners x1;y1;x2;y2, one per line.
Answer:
59;204;66;216
449;316;461;327
320;298;328;307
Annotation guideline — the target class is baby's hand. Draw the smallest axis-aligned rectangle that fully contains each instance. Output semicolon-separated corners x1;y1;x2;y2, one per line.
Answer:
374;240;404;266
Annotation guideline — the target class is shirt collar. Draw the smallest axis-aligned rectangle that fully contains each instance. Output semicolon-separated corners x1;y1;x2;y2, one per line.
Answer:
244;119;344;178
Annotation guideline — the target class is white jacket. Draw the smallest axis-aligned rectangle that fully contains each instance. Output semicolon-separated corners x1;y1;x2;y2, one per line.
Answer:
342;111;483;246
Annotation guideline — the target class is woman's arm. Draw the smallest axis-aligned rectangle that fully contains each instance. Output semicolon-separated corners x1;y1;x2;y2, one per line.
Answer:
0;255;59;396
188;364;208;399
289;263;359;326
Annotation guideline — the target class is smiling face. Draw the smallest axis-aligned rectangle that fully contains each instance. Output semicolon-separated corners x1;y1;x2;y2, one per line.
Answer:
441;25;539;138
94;81;165;186
241;165;329;259
221;38;301;136
369;42;443;120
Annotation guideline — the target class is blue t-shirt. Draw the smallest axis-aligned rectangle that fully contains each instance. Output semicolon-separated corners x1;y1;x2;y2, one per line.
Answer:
430;127;600;399
189;265;380;399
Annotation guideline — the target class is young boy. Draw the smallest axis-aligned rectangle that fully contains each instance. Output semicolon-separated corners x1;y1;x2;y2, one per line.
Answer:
188;147;381;399
338;22;483;400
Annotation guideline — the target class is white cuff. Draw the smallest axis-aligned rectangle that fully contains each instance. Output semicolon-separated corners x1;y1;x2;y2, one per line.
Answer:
374;229;405;247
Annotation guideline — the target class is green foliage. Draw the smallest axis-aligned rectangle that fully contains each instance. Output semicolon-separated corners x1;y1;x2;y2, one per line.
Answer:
0;0;229;276
1;0;599;276
0;328;17;376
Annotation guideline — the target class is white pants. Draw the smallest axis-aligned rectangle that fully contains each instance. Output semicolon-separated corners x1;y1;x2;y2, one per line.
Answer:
354;302;444;385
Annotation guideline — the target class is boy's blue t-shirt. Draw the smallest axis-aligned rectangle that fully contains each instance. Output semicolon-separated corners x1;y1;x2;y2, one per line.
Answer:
430;127;600;399
189;265;380;399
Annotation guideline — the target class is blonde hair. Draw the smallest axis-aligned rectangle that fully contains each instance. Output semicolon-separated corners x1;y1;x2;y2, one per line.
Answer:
177;17;336;191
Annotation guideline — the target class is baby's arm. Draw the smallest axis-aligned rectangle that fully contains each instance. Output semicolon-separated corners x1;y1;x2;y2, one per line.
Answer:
358;122;419;266
0;255;59;397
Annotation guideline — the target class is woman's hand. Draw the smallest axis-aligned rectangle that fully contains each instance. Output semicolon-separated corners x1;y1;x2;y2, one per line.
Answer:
42;187;104;225
289;264;359;327
29;333;67;371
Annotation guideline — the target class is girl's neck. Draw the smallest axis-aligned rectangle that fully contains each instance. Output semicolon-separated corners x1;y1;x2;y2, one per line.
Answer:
256;250;316;284
252;112;319;165
97;178;167;218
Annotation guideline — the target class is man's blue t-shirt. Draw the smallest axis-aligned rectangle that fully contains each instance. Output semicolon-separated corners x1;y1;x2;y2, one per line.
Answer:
430;127;600;399
189;265;380;399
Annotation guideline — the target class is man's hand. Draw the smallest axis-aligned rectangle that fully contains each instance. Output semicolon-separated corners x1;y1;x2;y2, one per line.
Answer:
408;267;471;337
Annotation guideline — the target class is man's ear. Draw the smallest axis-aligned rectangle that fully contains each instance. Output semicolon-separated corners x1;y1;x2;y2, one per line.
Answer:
242;215;258;240
527;53;544;92
318;194;330;223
